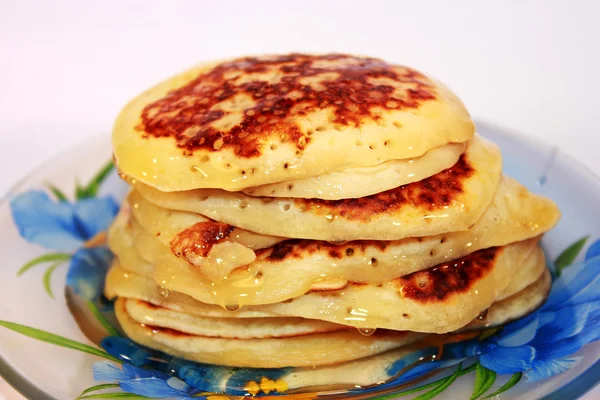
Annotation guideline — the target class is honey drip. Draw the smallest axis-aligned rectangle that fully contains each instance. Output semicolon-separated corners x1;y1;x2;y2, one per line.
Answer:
476;309;489;321
158;286;170;298
357;328;377;337
225;304;241;312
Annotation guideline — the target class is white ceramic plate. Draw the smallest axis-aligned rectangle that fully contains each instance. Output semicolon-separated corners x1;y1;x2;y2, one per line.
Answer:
1;121;600;400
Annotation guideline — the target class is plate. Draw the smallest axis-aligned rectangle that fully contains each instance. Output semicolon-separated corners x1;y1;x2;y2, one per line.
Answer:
1;121;600;400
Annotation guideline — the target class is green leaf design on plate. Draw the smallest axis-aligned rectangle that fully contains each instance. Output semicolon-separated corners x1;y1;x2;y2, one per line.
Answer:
470;363;496;399
373;363;477;400
47;183;69;202
413;363;462;400
482;372;522;399
78;384;120;398
75;178;87;200
86;299;121;337
373;377;444;399
555;236;589;276
42;260;65;298
78;393;149;399
0;320;121;363
76;160;115;200
17;253;71;276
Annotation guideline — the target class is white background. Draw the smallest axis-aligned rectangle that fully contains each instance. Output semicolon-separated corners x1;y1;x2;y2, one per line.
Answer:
1;1;599;399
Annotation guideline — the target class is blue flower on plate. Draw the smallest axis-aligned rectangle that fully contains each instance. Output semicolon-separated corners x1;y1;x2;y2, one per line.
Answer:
100;336;291;396
66;246;114;301
10;190;118;252
9;162;119;298
93;361;201;400
445;239;600;382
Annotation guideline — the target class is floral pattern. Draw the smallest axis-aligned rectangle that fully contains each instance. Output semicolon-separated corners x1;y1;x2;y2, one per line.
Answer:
10;190;118;252
93;362;202;400
8;161;118;298
2;160;600;399
445;240;600;382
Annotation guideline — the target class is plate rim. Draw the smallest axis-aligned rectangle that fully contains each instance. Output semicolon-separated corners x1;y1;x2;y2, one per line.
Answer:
0;120;599;400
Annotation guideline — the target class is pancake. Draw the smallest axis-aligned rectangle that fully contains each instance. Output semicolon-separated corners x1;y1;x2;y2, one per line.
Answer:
462;268;551;331
124;298;346;339
133;135;501;241
105;264;280;319
278;264;549;391
107;238;540;332
112;247;547;330
108;246;549;330
108;177;558;306
121;223;544;309
116;270;550;371
495;246;546;301
114;272;550;384
113;54;474;192
127;189;285;251
115;298;424;368
241;141;466;200
219;239;542;333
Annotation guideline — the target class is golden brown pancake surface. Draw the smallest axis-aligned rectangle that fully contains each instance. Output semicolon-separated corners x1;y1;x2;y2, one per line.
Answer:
392;247;497;302
170;221;235;258
138;54;437;158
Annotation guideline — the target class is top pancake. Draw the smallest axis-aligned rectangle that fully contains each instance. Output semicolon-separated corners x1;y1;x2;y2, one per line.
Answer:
113;54;475;191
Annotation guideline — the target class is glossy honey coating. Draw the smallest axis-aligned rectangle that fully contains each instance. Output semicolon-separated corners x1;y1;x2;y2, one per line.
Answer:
113;54;474;191
106;237;543;333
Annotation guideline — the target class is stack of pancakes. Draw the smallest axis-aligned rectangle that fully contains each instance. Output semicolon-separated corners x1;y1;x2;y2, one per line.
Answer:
106;54;560;369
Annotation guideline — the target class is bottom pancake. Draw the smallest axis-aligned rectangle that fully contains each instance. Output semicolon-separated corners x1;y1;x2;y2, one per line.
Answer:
115;298;424;368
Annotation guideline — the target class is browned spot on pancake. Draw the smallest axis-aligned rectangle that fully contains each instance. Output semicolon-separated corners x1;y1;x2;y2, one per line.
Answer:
294;156;474;220
170;221;235;260
393;247;500;302
259;239;389;261
138;54;436;158
328;249;342;259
